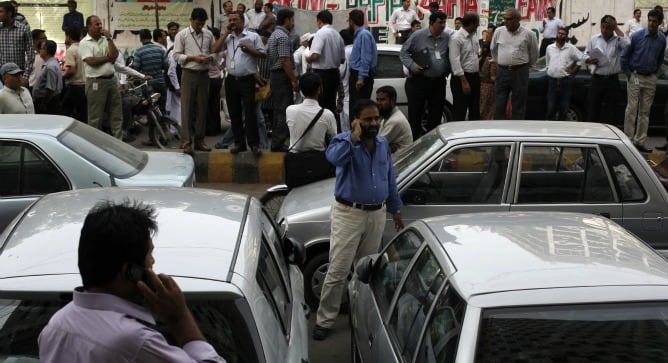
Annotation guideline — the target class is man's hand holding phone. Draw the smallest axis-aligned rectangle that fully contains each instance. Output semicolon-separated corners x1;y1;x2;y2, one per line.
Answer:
350;118;362;144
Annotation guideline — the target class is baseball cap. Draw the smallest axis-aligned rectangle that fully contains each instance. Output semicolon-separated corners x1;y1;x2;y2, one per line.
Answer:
0;63;23;76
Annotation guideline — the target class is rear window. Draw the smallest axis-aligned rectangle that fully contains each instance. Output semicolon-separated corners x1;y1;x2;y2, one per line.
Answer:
58;121;147;179
0;293;261;363
476;302;668;362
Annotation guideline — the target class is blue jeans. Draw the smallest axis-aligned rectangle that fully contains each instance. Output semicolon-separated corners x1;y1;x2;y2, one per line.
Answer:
546;75;573;121
216;103;268;149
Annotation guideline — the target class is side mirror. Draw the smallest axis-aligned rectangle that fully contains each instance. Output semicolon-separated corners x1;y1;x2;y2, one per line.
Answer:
283;237;306;265
355;256;375;284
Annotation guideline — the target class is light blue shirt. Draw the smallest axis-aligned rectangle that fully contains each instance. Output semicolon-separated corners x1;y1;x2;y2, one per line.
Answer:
224;29;266;77
621;28;666;75
326;131;402;213
349;26;378;79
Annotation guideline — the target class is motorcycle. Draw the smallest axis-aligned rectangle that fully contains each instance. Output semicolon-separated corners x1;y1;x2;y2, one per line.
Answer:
126;77;181;149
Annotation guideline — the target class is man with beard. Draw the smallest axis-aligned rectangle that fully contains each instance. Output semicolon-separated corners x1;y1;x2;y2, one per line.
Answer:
313;99;404;341
246;0;265;32
545;27;584;120
539;7;564;57
348;9;377;111
376;86;412;154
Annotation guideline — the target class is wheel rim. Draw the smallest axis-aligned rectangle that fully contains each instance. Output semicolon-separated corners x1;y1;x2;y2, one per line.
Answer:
311;262;329;299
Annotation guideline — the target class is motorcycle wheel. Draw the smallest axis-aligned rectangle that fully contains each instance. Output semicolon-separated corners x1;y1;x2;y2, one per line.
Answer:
149;115;181;149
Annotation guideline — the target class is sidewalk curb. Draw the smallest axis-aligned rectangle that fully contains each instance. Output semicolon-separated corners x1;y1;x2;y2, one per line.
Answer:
194;150;286;183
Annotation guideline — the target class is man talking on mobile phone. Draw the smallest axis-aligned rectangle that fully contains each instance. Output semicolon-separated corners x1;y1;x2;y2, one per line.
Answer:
38;200;226;363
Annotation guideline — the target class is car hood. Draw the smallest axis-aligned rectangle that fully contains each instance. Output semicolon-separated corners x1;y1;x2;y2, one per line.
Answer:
279;178;335;222
115;151;195;187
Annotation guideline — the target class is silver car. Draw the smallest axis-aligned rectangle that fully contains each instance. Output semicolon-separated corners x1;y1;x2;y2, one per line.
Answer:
349;212;668;362
277;121;668;307
0;115;195;232
0;187;308;363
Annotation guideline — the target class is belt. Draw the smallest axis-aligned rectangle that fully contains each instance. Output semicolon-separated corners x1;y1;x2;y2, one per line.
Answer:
183;68;208;74
91;74;114;79
633;70;653;76
335;196;384;211
497;63;527;70
312;68;338;73
227;74;255;81
592;73;617;79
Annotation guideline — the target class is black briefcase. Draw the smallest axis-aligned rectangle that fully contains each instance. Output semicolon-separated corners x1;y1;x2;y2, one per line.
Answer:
284;150;334;189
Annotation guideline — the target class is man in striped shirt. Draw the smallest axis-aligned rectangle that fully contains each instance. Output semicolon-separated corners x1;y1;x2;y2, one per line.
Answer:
132;28;168;111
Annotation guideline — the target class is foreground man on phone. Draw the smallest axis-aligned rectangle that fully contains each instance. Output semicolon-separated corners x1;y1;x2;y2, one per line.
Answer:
38;200;225;363
313;99;404;341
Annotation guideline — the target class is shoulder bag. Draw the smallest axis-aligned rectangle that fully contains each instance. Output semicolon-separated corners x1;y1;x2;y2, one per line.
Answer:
284;108;334;189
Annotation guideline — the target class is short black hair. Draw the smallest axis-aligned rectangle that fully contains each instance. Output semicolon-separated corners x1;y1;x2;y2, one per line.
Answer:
238;3;246;11
0;2;15;17
454;16;463;22
376;85;397;101
85;15;97;26
547;6;556;13
349;9;364;27
648;9;664;23
351;99;379;119
600;14;616;24
276;8;294;26
65;25;81;41
152;28;164;41
167;21;179;29
78;200;157;289
264;3;273;11
461;12;479;27
339;28;353;45
429;11;446;25
316;10;333;25
44;40;57;56
191;7;208;21
230;10;245;23
299;72;322;98
31;29;45;41
139;28;151;40
411;19;421;27
633;9;641;15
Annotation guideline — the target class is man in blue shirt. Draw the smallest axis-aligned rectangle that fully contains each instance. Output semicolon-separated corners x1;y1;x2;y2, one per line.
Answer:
62;0;83;33
132;29;168;113
621;9;666;153
313;99;404;341
348;9;377;111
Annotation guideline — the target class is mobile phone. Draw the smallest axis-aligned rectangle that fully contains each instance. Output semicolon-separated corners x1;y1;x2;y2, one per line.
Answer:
127;263;154;290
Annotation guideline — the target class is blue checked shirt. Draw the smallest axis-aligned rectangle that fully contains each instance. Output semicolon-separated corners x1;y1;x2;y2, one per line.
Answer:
267;26;293;71
0;21;34;79
349;26;377;79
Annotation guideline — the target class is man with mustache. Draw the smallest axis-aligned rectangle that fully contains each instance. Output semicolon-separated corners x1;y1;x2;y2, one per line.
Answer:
377;85;412;154
313;99;404;341
545;27;585;120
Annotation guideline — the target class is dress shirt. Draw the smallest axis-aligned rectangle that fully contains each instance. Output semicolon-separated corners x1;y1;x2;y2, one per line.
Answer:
38;289;226;363
29;53;44;87
449;28;480;76
546;42;584;78
62;11;83;32
389;7;419;33
400;27;451;78
624;18;643;36
584;33;630;75
79;34;115;77
287;98;337;152
223;29;265;76
0;21;34;78
539;17;564;38
64;42;86;86
310;24;345;70
267;26;293;71
218;13;230;31
326;131;402;213
0;86;34;114
415;7;431;28
491;25;539;67
173;26;216;71
132;42;168;81
349;26;378;79
246;10;265;30
32;57;63;99
380;106;413;154
621;28;666;75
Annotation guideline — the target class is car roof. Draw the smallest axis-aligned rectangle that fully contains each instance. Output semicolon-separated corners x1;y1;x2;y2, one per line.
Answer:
422;212;668;300
0;187;250;285
0;114;75;136
436;121;621;141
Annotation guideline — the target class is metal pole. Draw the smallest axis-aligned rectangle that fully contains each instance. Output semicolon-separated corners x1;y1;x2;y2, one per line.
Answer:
154;0;159;29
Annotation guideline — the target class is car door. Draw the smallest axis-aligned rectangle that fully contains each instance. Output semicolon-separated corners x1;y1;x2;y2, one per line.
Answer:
509;143;623;226
0;140;70;231
387;143;513;241
374;49;408;110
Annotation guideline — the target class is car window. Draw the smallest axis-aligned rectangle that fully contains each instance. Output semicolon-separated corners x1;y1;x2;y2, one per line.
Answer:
376;52;405;79
0;141;69;197
371;229;423;316
518;145;615;203
394;130;444;178
403;145;510;205
475;302;668;362
388;247;444;362
600;145;646;202
256;236;291;336
261;210;290;288
415;283;466;363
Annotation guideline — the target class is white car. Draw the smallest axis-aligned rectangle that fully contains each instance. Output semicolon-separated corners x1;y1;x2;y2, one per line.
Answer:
0;187;309;363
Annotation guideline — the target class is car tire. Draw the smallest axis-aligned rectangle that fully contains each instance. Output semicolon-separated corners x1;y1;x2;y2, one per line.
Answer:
303;249;350;311
566;104;584;122
442;104;454;123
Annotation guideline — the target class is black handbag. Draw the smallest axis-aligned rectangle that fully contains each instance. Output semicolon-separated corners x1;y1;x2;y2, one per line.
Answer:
284;108;334;189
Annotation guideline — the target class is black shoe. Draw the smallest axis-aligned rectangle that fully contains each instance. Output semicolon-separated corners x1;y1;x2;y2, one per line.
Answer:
635;144;653;153
312;325;330;341
251;145;262;157
656;143;668;151
229;145;247;154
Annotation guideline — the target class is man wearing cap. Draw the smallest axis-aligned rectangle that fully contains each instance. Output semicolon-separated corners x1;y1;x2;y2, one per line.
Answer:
0;63;35;114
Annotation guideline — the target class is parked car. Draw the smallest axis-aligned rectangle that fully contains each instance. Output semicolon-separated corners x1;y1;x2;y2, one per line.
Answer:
276;121;668;308
0;187;308;363
349;211;668;362
0;115;195;232
527;56;668;127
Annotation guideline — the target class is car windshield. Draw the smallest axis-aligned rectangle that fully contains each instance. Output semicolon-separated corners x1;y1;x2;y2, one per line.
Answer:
57;122;148;179
394;130;445;180
0;293;260;363
476;302;668;362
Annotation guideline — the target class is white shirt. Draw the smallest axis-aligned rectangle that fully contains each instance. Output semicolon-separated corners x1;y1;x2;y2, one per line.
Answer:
223;29;265;76
624;18;643;36
310;24;345;70
449;28;480;76
246;10;265;30
389;7;419;33
584;33;630;75
0;86;34;114
287;98;337;152
491;26;539;67
380;106;413;154
546;42;584;78
539;17;564;39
